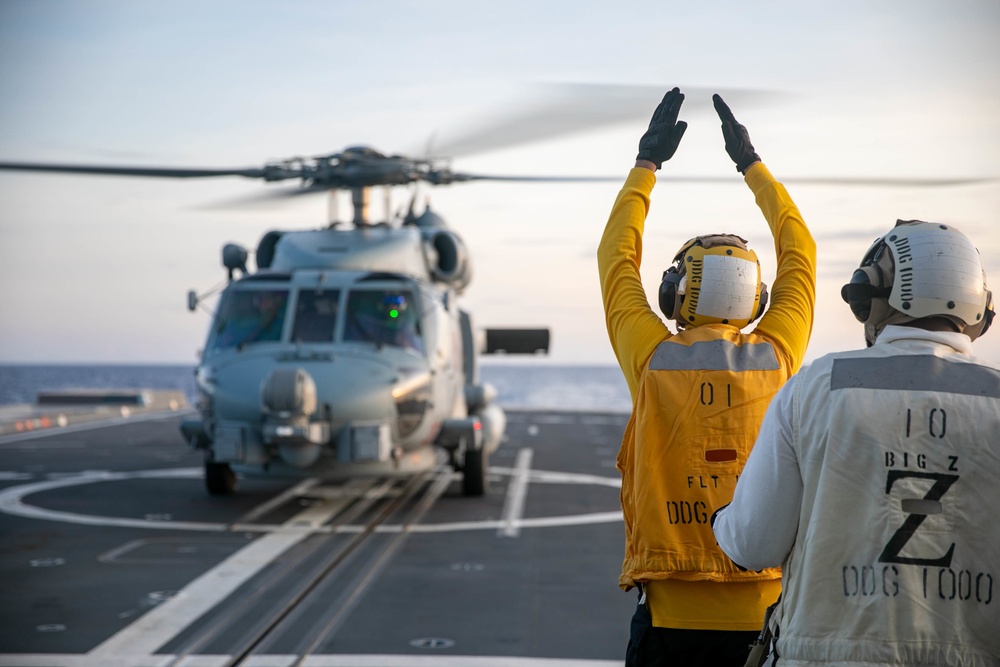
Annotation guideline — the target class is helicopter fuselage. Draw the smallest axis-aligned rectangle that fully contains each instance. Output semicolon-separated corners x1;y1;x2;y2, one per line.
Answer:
180;218;512;495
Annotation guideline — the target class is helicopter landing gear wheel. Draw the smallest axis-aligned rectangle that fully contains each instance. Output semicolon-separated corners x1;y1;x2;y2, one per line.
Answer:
462;447;488;497
205;460;237;496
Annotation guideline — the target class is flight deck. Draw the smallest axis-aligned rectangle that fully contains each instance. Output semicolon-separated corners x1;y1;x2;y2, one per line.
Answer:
0;400;633;666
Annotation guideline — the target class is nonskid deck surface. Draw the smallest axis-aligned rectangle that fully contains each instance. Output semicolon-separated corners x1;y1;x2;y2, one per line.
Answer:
0;408;632;666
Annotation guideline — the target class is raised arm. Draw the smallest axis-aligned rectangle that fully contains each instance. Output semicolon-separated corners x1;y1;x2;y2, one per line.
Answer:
598;88;687;399
713;94;817;371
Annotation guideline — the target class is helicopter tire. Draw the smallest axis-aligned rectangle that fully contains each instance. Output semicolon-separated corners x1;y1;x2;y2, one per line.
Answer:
462;447;488;497
205;460;237;496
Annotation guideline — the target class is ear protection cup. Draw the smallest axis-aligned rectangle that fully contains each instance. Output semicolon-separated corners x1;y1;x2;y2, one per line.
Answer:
841;240;891;323
842;266;880;322
754;281;769;321
659;266;683;320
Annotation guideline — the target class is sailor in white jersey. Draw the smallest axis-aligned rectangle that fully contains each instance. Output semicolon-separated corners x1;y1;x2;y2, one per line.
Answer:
712;220;999;667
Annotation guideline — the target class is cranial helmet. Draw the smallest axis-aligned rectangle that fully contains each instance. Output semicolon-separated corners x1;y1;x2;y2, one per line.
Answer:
658;234;768;329
370;293;410;326
840;220;994;346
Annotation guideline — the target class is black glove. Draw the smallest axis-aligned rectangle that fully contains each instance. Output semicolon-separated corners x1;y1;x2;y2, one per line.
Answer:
636;87;687;169
713;94;760;173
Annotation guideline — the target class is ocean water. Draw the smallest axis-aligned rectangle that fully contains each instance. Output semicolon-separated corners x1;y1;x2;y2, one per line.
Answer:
0;363;632;414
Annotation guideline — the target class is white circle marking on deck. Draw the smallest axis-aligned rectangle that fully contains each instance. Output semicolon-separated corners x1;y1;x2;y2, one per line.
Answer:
0;467;621;533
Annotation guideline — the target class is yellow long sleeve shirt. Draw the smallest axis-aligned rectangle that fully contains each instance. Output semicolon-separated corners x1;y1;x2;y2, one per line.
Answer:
597;163;816;631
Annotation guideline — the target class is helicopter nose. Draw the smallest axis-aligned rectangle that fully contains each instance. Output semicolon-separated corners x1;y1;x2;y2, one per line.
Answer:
255;357;433;469
261;367;328;468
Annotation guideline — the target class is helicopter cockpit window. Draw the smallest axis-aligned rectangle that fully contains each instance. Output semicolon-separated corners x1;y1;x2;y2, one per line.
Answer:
344;289;424;353
211;289;289;350
291;290;341;343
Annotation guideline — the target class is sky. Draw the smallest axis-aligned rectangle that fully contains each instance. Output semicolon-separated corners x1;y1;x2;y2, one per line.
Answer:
1;0;998;366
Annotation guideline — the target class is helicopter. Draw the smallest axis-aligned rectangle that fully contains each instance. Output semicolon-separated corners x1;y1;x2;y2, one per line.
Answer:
4;87;990;497
0;142;622;497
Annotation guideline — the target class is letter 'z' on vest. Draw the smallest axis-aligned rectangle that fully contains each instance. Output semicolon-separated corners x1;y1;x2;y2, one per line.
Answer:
773;347;1000;665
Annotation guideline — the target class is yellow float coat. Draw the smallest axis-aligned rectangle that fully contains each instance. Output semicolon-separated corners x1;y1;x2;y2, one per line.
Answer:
598;163;816;630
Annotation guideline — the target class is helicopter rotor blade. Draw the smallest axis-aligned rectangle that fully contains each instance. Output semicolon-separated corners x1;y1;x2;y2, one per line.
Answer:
256;183;332;196
2;158;991;196
0;161;267;179
761;175;1000;187
424;83;788;159
3;76;995;201
444;172;998;188
194;183;333;210
446;173;622;183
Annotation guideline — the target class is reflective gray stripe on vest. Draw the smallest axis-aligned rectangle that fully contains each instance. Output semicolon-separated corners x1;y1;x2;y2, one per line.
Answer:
649;339;780;372
830;356;1000;397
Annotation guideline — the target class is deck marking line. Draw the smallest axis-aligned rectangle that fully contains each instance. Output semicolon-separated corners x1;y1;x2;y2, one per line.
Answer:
243;657;298;667
499;448;533;538
0;470;229;532
0;467;622;533
87;495;354;660
233;478;320;525
0;655;622;666
297;657;623;666
299;472;454;655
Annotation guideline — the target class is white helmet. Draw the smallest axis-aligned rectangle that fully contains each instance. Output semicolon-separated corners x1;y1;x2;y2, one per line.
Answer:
840;220;994;346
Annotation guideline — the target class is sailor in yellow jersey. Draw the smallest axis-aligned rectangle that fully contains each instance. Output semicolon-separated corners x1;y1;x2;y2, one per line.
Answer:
598;88;816;665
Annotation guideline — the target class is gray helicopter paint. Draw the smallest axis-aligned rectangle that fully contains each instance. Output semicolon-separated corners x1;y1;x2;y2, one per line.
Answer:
195;264;472;478
266;224;471;293
271;226;433;277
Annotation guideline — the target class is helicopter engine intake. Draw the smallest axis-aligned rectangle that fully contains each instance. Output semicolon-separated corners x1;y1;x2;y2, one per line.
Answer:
260;367;330;468
425;230;472;293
